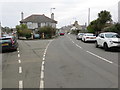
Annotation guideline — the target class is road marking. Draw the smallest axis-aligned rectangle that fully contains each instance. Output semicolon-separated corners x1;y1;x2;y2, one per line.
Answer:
72;41;75;44
18;59;21;63
43;54;45;58
75;44;82;49
42;61;45;65
41;65;44;71
40;71;44;79
19;67;22;73
18;51;19;53
44;52;46;55
40;40;53;89
19;80;23;89
40;80;44;88
86;51;113;64
43;57;45;61
18;54;20;57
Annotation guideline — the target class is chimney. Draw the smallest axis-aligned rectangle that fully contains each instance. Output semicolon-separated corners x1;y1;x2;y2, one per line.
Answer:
21;12;24;20
51;13;54;20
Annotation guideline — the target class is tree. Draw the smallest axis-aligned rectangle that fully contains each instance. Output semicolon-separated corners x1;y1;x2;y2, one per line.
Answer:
98;10;112;24
16;24;32;39
87;10;112;34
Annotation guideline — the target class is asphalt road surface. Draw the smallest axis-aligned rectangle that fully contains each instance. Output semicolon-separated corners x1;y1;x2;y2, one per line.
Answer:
2;34;119;89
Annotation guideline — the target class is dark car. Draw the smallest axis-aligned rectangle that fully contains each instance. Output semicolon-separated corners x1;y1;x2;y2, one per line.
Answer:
0;36;18;52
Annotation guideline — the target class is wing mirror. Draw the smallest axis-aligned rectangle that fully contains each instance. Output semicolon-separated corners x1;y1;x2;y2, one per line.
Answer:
101;36;104;38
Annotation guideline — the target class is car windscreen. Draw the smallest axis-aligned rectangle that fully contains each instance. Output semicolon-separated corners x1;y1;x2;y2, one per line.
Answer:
105;34;120;38
78;33;84;35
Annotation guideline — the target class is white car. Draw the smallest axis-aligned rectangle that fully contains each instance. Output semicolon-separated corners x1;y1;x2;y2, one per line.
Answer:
76;33;84;40
95;32;120;51
82;33;96;42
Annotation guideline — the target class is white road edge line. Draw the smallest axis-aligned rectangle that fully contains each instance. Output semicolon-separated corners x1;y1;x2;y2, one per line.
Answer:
19;80;23;89
40;40;53;89
19;67;22;73
75;44;82;49
86;51;113;64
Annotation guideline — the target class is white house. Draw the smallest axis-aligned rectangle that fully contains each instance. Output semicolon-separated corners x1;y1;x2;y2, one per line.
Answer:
20;14;57;31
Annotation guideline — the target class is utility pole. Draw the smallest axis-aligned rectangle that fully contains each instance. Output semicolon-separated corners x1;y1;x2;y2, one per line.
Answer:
88;8;90;26
0;22;1;37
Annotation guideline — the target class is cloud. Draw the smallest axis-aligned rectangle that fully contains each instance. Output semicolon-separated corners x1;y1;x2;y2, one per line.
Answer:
0;0;119;28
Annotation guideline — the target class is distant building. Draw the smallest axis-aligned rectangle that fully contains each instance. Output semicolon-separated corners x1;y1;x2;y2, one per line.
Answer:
118;1;120;23
20;14;57;32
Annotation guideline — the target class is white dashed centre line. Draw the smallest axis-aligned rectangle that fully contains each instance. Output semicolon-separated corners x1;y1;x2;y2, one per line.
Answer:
19;80;23;89
18;54;20;57
19;67;22;74
18;60;21;63
40;40;53;88
86;51;113;64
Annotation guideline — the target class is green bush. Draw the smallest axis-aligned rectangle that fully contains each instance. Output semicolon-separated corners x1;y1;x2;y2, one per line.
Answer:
38;26;56;38
16;24;32;39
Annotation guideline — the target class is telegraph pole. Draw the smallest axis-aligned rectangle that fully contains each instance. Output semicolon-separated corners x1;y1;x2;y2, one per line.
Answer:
0;22;1;37
88;8;90;26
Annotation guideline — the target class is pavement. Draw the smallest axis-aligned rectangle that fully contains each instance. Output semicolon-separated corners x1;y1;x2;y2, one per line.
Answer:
1;34;119;89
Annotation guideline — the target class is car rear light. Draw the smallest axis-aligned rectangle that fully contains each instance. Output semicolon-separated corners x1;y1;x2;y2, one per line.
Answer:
10;38;14;44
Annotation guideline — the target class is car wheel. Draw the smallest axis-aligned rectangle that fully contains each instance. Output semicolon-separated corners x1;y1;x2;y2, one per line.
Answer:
95;41;99;48
104;43;109;51
84;39;86;42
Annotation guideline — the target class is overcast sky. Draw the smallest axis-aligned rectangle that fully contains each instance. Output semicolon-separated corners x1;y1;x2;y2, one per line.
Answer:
0;0;119;28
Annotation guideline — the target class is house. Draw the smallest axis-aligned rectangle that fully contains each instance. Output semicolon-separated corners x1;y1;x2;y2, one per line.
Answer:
20;14;57;33
70;21;87;33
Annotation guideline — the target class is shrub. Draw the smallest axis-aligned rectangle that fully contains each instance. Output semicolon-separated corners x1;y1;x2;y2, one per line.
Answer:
38;26;56;38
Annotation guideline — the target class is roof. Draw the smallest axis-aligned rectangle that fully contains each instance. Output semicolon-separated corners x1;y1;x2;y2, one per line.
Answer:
20;14;57;24
100;32;117;34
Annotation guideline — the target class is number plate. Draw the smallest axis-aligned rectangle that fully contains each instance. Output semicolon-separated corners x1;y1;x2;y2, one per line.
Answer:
2;43;9;46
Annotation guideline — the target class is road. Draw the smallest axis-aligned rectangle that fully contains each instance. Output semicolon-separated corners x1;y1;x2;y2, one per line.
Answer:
2;34;119;89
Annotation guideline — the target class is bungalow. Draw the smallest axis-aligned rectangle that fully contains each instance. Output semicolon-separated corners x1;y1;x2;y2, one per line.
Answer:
20;14;57;32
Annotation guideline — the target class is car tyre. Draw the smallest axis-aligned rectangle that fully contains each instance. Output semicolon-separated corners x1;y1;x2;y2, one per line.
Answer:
84;39;86;43
104;43;109;51
95;41;99;48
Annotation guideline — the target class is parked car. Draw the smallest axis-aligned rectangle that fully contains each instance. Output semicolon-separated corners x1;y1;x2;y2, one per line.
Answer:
0;36;18;52
82;33;96;42
76;33;84;40
95;32;120;51
33;34;40;39
59;32;65;36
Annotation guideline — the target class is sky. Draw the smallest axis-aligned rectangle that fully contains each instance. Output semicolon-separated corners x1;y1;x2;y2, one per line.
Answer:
0;0;120;28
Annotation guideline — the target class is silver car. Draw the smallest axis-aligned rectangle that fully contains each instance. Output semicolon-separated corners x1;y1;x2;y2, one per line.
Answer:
76;33;84;40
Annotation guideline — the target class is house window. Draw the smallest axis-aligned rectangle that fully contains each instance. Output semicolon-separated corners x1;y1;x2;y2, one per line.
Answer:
41;23;45;27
